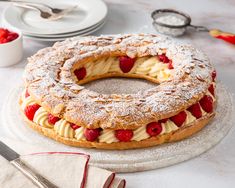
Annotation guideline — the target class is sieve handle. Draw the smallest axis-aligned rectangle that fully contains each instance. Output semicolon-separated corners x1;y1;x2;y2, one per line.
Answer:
209;29;235;45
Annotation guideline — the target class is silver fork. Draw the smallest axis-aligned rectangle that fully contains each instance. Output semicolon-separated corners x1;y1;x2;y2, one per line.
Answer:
1;0;77;19
13;3;64;20
12;1;78;15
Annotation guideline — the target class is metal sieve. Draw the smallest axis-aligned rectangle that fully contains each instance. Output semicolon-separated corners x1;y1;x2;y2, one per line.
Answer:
151;9;235;45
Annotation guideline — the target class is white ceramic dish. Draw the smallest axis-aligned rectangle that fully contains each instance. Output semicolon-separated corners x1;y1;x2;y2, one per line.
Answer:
0;29;23;67
2;0;108;35
24;18;106;38
23;20;106;41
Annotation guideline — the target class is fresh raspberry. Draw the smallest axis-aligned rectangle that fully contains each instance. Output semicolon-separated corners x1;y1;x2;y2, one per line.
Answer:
70;123;80;130
188;103;202;119
159;118;168;123
6;32;18;42
0;38;7;44
48;114;60;125
146;122;162;136
0;28;8;38
158;54;170;63
212;70;216;81
74;67;86;80
84;128;101;141
170;111;187;127
199;95;213;113
208;84;215;96
168;60;174;69
119;56;136;73
115;130;133;142
25;89;30;98
0;28;18;44
24;104;40;121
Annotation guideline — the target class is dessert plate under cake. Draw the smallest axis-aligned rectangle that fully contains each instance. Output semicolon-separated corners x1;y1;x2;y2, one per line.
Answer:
20;34;217;149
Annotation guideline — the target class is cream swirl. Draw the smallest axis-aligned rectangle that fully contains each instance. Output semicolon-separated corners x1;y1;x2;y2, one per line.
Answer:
21;96;36;110
161;120;179;134
54;120;74;138
148;62;168;77
185;110;196;125
108;57;122;73
75;127;86;141
33;107;52;128
131;126;150;141
83;56;172;81
99;129;118;143
135;56;157;75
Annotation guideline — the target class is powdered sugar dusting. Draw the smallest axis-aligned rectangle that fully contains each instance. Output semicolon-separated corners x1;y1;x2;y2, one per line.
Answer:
24;34;214;129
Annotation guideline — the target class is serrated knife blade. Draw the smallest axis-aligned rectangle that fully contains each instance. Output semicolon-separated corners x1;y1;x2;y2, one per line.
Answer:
0;141;58;188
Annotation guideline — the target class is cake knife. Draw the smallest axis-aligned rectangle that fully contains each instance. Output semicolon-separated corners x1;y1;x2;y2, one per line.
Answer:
0;141;58;188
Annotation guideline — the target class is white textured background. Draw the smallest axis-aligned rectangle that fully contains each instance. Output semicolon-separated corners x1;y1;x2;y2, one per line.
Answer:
0;0;235;187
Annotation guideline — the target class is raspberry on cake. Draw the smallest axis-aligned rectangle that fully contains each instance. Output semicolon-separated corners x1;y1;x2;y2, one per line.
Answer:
119;56;136;73
19;34;217;149
146;122;162;136
48;114;60;125
115;130;133;142
24;104;40;121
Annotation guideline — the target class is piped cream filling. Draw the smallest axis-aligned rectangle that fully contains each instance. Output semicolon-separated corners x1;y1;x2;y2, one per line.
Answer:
21;83;216;143
99;129;118;143
162;120;179;134
33;107;52;128
75;127;86;141
21;96;36;110
54;119;74;139
81;56;172;82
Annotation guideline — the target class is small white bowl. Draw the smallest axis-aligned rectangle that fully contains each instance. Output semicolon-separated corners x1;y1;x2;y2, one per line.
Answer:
0;29;23;67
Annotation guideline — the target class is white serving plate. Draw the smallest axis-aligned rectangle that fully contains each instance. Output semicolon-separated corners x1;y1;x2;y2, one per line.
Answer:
23;20;106;41
2;0;107;35
22;18;106;38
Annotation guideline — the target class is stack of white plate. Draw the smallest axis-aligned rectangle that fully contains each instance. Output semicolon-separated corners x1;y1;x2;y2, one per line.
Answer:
2;0;107;41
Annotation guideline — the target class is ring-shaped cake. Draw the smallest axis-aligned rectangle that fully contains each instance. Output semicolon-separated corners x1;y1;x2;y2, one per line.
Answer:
20;34;216;149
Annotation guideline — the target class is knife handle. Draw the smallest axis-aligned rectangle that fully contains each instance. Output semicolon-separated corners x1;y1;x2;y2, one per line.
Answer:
11;158;58;188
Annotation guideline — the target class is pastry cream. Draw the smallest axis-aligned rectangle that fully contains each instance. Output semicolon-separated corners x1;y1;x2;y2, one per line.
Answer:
129;57;149;74
148;62;168;77
54;120;74;138
131;126;150;141
75;127;86;141
83;56;172;81
33;107;52;128
99;129;118;143
161;120;179;134
185;110;196;125
107;57;122;73
135;56;158;75
21;96;36;110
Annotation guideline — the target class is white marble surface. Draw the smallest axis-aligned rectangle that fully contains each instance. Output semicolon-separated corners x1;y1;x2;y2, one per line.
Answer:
0;0;235;187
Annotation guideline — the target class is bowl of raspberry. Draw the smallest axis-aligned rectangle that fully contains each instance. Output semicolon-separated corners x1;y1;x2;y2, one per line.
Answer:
0;28;23;67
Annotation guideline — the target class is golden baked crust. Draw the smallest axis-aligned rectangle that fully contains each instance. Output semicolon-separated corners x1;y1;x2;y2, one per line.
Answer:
23;34;214;130
20;106;215;149
21;34;217;149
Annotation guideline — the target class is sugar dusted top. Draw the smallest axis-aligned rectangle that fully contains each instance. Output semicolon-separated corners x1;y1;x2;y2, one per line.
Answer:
23;34;214;129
